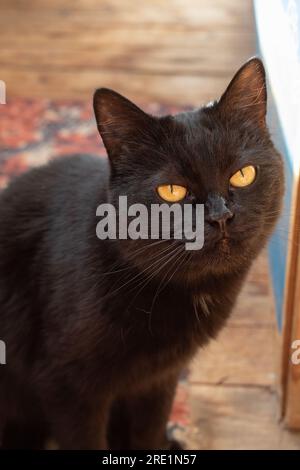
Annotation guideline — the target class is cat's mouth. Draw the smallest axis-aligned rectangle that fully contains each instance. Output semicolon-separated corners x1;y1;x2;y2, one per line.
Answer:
208;232;232;245
217;236;232;253
205;233;239;255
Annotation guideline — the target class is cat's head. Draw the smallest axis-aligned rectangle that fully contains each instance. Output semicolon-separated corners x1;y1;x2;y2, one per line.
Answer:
93;58;284;281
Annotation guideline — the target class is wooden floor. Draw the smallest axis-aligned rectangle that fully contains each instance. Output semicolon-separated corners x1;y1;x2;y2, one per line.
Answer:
188;253;300;449
2;0;300;450
1;0;254;105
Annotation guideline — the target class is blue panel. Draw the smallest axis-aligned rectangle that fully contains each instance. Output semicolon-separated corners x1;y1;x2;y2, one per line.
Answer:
267;90;293;330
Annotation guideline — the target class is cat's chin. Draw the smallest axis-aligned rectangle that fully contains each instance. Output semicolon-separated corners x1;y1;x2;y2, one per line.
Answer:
185;237;253;278
191;236;236;256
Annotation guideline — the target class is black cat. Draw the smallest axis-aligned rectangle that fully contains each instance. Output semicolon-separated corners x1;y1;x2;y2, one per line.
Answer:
0;58;284;449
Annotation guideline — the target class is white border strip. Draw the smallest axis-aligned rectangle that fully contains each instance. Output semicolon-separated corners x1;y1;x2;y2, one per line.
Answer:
254;0;300;172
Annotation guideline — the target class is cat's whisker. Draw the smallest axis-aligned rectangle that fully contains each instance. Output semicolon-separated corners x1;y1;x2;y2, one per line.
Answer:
100;239;169;276
149;248;190;319
78;244;179;322
103;242;179;299
121;245;184;335
268;234;300;249
137;246;184;334
127;244;183;304
148;248;186;318
97;240;174;292
126;238;169;259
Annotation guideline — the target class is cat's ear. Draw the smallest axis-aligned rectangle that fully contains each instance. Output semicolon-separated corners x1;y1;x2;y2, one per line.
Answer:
93;88;154;160
217;58;267;127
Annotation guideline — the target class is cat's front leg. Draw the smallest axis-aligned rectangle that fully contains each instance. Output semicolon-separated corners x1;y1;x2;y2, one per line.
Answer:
119;373;180;450
44;392;111;450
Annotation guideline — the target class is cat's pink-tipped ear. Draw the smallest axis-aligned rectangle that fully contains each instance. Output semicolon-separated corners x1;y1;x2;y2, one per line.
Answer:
93;88;154;160
217;58;267;127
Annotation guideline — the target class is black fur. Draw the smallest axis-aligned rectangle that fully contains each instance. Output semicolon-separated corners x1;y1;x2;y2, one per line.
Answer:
0;58;284;449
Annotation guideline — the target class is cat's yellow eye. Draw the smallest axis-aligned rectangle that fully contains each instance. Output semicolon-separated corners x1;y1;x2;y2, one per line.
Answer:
157;184;187;202
229;165;256;188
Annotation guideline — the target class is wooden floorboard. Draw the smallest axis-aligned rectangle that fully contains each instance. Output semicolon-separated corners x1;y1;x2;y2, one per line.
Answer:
187;251;300;448
0;0;255;104
188;384;300;450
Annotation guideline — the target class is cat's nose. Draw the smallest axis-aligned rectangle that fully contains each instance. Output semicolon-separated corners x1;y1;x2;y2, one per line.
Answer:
205;193;234;230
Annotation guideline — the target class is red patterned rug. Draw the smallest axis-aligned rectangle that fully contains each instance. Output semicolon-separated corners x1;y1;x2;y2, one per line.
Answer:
0;98;190;444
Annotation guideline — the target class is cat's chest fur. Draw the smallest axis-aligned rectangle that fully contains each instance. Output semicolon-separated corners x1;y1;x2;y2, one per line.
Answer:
93;280;236;392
